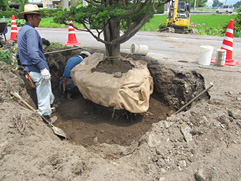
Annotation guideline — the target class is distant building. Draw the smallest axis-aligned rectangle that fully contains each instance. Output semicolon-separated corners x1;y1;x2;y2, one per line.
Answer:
42;0;61;9
8;0;60;10
28;0;42;3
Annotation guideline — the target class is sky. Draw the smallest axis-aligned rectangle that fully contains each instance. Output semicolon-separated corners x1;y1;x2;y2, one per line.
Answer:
206;0;240;6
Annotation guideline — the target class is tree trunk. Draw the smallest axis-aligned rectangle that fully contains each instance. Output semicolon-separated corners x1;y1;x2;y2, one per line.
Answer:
103;19;120;57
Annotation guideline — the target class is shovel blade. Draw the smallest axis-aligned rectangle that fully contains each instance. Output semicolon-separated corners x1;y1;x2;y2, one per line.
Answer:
52;126;67;139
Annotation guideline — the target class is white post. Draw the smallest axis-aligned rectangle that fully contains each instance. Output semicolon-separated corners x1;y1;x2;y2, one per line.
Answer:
83;0;88;7
83;0;90;29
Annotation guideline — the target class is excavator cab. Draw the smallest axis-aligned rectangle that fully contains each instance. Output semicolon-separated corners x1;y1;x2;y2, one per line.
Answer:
166;0;191;33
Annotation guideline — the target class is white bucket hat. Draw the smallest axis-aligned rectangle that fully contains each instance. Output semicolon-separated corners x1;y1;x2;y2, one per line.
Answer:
19;4;46;19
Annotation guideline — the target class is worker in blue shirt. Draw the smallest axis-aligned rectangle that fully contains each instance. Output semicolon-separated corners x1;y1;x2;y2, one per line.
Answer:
60;51;91;99
17;4;56;123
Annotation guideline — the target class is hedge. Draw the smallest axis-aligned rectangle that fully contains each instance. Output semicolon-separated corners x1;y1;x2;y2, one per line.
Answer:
0;11;18;19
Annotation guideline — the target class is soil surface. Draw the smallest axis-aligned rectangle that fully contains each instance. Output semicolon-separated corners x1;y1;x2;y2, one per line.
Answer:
0;39;241;181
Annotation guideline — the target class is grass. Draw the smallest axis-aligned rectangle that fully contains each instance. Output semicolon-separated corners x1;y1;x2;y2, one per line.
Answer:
39;17;85;29
190;14;236;28
39;17;67;28
141;14;237;32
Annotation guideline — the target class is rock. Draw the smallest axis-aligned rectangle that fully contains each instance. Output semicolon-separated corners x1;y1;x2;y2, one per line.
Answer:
217;113;230;128
167;110;175;116
181;126;192;142
178;160;187;168
159;177;166;181
114;72;122;78
228;109;241;119
106;139;111;143
195;169;206;181
236;97;241;101
93;137;98;144
163;121;174;128
100;129;105;133
160;168;167;174
152;155;159;162
225;91;233;96
195;168;214;181
156;150;162;155
156;158;166;168
236;121;241;128
187;154;194;162
148;132;161;148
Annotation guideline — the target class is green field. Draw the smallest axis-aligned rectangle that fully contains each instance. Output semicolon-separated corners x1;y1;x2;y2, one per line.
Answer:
190;14;236;28
141;14;237;32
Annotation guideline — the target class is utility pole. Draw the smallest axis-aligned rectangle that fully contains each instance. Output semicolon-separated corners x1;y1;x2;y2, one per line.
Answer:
83;0;90;29
194;0;197;11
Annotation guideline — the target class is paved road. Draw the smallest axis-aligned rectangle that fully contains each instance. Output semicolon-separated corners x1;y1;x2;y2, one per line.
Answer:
5;27;241;65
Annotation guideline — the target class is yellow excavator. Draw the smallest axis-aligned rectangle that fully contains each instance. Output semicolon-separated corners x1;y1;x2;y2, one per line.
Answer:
166;0;193;33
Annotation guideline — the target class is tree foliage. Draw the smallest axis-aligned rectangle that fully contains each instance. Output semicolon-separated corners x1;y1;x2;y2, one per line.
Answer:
54;0;169;56
0;0;8;11
11;0;29;12
212;0;223;7
190;0;208;7
234;8;241;32
220;9;241;34
233;1;241;9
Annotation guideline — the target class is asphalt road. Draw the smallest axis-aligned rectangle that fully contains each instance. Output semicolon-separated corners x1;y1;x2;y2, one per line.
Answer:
5;27;241;65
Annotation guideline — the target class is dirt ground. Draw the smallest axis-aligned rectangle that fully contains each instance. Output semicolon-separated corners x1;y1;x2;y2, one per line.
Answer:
0;41;241;181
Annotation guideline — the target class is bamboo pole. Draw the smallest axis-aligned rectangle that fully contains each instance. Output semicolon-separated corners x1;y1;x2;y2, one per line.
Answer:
174;82;214;115
44;46;83;55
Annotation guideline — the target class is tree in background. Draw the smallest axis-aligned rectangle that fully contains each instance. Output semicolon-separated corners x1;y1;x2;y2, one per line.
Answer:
233;1;241;8
0;0;9;10
212;0;223;7
234;8;241;32
220;8;241;35
54;0;168;57
190;0;208;8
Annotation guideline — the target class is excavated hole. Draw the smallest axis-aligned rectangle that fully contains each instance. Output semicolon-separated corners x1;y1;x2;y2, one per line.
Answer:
41;50;209;148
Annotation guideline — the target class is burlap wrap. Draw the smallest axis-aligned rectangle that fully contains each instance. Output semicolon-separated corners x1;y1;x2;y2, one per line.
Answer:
71;53;153;113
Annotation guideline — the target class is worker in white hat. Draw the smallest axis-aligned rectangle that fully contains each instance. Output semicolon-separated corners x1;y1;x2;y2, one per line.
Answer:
60;51;91;99
17;4;56;123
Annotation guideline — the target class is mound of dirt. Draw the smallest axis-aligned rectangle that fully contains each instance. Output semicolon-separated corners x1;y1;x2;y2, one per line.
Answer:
0;47;241;181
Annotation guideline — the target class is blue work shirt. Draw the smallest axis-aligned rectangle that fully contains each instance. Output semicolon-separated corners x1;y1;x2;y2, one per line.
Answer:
62;56;83;78
17;23;49;73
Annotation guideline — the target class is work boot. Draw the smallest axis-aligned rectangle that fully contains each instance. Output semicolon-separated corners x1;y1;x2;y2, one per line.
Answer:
66;92;72;100
43;115;57;124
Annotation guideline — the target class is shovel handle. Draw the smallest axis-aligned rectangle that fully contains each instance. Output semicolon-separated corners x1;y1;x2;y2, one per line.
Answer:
9;89;67;139
10;90;36;111
10;90;54;126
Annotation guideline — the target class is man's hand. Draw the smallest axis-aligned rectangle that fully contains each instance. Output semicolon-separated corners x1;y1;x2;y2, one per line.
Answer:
40;68;51;81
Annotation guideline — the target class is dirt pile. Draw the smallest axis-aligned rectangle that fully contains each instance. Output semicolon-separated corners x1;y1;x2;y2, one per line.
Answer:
0;49;241;181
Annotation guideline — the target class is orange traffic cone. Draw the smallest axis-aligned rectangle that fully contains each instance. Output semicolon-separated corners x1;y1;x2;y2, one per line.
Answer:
65;19;80;45
8;15;18;41
211;19;238;66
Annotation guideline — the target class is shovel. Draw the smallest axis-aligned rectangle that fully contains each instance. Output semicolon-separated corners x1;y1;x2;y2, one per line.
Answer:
10;89;67;139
